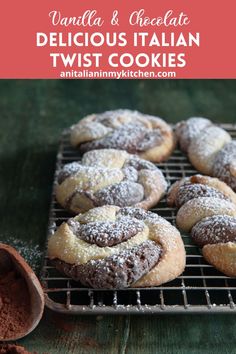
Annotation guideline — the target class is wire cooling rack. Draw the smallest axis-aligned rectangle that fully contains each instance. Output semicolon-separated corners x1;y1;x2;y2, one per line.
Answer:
41;124;236;314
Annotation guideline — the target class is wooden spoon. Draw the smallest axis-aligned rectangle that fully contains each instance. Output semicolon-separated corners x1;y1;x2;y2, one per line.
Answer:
0;243;45;341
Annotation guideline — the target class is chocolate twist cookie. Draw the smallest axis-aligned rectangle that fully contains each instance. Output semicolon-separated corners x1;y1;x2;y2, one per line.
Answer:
70;109;175;162
48;205;186;288
56;149;167;213
175;117;212;153
175;117;236;190
212;141;236;192
167;174;236;276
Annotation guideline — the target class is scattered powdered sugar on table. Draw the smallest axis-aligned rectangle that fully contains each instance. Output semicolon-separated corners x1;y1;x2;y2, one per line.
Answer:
2;237;43;273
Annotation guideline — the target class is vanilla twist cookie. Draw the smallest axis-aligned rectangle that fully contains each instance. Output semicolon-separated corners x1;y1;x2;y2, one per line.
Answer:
175;117;212;153
212;141;236;191
167;174;236;207
175;117;236;188
188;126;231;175
70;109;175;162
56;149;167;213
167;175;236;276
48;205;186;288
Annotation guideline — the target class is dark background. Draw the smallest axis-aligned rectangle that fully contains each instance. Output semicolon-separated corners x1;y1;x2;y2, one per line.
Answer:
0;79;236;353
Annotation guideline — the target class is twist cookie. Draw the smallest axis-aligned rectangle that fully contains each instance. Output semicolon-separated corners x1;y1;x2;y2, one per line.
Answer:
175;117;236;188
48;205;186;288
175;117;212;153
212;141;236;192
188;126;231;175
56;149;167;213
70;109;175;162
167;175;236;276
167;174;236;208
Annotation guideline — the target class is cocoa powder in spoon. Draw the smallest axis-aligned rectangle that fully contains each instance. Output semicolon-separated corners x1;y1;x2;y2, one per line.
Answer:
0;344;33;354
0;270;31;340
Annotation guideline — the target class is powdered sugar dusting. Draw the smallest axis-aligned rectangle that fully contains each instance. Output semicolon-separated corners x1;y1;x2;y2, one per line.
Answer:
3;237;42;273
56;149;166;212
177;196;236;232
175;117;212;152
95;181;144;207
80;123;154;153
173;172;236;275
72;109;171;156
82;149;128;169
57;162;82;184
68;166;124;192
58;240;162;289
213;141;236;191
188;126;231;174
70;121;113;147
78;216;145;247
192;215;236;246
90;109;145;127
176;183;228;207
124;155;157;171
181;197;236;219
49;206;175;264
122;166;138;181
48;217;150;265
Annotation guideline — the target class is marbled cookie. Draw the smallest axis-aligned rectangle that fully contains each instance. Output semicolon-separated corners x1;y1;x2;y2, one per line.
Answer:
192;215;236;246
48;205;186;288
168;175;236;277
175;117;236;191
188;126;231;175
70;109;175;162
175;117;212;153
56;149;167;213
212;141;236;192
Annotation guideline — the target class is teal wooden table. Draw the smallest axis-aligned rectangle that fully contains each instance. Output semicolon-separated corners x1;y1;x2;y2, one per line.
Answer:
0;79;236;354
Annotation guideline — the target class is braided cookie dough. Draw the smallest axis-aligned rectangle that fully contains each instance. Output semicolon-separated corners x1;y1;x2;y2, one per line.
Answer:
175;117;212;153
188;127;231;175
48;206;186;288
167;174;236;207
56;149;167;213
70;109;175;162
167;175;236;277
212;141;236;192
175;117;236;190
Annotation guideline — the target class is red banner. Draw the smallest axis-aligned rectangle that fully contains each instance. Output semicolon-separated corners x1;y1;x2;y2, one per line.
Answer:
0;0;235;78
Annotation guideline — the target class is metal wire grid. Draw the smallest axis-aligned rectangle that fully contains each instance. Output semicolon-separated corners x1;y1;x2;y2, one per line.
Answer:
41;124;236;314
